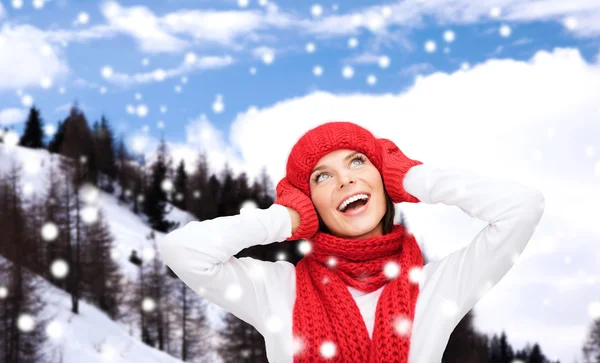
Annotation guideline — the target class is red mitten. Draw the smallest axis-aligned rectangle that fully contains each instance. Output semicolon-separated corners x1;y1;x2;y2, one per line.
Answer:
274;177;320;241
377;138;423;203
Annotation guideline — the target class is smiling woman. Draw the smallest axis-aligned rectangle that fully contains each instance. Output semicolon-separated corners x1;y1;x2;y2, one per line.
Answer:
159;120;545;363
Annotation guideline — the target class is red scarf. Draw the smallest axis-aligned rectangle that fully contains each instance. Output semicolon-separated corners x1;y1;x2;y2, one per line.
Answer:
292;224;424;362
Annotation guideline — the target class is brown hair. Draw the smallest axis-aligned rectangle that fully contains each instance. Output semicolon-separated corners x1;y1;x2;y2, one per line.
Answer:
316;187;396;235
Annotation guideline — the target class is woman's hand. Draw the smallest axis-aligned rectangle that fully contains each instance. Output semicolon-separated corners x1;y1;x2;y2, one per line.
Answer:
286;207;301;235
377;138;423;203
274;177;319;241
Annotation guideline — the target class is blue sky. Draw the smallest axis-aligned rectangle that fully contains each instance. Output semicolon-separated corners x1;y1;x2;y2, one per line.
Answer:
1;0;599;145
1;2;600;363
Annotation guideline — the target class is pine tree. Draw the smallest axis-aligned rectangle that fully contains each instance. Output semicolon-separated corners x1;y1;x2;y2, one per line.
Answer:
92;115;118;193
19;106;45;149
143;137;177;232
172;159;188;211
188;151;210;220
582;318;600;362
47;120;65;154
80;208;123;320
0;162;48;363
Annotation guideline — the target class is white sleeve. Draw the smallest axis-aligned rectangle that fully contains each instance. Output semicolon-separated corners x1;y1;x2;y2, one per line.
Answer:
403;164;545;322
158;203;294;331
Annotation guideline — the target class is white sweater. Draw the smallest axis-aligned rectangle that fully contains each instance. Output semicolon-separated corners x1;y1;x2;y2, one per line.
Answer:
159;163;545;363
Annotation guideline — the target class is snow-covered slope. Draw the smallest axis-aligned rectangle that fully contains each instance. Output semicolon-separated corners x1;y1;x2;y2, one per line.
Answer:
0;143;226;363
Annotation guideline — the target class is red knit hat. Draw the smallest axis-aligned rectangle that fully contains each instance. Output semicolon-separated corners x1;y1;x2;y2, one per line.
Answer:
285;121;384;198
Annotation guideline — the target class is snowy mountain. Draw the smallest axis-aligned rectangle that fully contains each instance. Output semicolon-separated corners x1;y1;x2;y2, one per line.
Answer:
0;142;228;363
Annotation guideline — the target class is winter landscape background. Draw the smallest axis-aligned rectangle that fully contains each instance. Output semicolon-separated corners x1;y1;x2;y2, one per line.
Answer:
1;0;600;362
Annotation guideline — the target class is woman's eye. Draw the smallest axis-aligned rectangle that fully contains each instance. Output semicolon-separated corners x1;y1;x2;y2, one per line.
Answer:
317;173;328;182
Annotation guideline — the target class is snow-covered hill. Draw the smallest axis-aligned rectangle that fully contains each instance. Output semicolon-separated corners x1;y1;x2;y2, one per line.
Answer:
0;142;227;363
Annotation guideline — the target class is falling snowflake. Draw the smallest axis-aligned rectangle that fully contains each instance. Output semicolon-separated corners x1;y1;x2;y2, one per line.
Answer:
142;247;156;261
366;75;377;85
153;69;166;81
142;297;156;312
408;266;424;285
489;7;501;18
305;42;316;53
225;284;243;301
81;206;98;224
142;58;149;66
161;178;173;192
342;65;354;79
181;76;188;84
443;30;455;42
311;4;322;17
101;66;113;79
157;120;165;129
383;261;400;279
378;55;390;68
2;130;19;146
59;87;66;94
126;104;135;114
110;248;121;261
185;52;197;65
348;37;358;48
99;87;107;94
46;320;63;340
12;0;23;9
18;314;35;332
33;0;44;10
136;104;148;117
393;315;412;336
589;301;600;319
266;315;283;332
212;94;224;113
237;0;249;8
563;16;577;30
460;62;470;70
381;6;392;17
249;67;257;75
41;222;59;241
22;94;34;107
262;50;274;64
276;252;287;260
134;92;142;100
298;240;312;255
258;0;267;6
40;77;52;89
0;286;7;299
77;12;89;25
160;105;167;113
313;65;323;76
424;40;436;53
51;259;69;279
441;299;458;318
499;24;511;37
320;341;337;359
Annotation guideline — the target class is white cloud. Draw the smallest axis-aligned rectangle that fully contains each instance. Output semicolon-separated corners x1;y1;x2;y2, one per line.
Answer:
306;0;600;38
100;1;189;53
179;47;598;363
161;8;295;46
0;24;69;91
96;1;297;53
343;52;381;64
0;108;28;126
101;55;235;87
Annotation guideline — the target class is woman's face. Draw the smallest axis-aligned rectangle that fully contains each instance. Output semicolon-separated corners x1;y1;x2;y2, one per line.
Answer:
309;149;386;239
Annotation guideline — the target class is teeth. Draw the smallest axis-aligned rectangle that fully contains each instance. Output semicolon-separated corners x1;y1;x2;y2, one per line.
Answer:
338;193;369;212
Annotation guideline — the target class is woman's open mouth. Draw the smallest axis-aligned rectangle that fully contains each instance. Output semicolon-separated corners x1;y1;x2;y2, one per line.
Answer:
338;195;370;216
